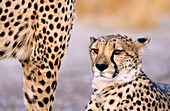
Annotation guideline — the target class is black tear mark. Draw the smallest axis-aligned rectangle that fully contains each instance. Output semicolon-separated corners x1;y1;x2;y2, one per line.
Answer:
111;52;119;77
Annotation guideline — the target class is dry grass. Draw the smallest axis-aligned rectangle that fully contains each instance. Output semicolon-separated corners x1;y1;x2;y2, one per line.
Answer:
76;0;170;29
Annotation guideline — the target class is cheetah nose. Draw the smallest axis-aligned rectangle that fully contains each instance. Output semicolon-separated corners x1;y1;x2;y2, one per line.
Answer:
96;64;108;72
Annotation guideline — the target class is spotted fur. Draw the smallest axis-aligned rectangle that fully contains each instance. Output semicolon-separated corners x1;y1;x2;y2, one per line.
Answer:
0;0;75;110
86;34;170;111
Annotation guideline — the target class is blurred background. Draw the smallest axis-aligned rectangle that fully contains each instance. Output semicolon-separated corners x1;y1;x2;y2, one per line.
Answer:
0;0;170;111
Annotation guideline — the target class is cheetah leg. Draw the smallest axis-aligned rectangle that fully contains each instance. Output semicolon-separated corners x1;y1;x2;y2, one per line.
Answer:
20;59;58;111
20;60;35;111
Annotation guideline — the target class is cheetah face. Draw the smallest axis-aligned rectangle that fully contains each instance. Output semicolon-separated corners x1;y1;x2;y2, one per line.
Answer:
90;35;150;84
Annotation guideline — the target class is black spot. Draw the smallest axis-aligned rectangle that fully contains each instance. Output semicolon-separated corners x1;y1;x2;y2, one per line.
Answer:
34;3;38;10
54;8;57;13
28;2;32;8
126;100;129;103
40;0;44;4
57;23;61;29
38;88;43;93
34;95;38;100
145;98;148;102
62;44;65;50
147;103;151;107
14;22;20;26
4;22;9;27
49;24;54;30
0;32;5;37
39;6;44;12
14;34;19;39
41;19;45;24
49;0;54;2
14;4;20;9
5;1;11;7
58;2;62;8
60;53;64;58
126;88;129;93
51;81;57;90
46;86;50;94
21;0;25;5
142;106;146;110
118;92;122;98
8;31;13;36
43;27;46;34
54;58;58;65
136;100;141;105
41;64;45;69
62;7;65;13
50;94;54;101
43;97;49;104
129;106;133;110
49;61;54;69
152;101;156;107
54;33;58;38
112;92;117;95
59;36;63;42
23;8;27;13
13;42;17;48
61;26;64;31
109;99;115;105
0;8;2;15
95;103;99;108
46;71;51;78
136;108;140;111
48;14;53;20
64;15;68;22
50;5;54;8
31;85;35;92
54;17;59;22
48;47;51;53
38;101;44;107
1;16;6;21
133;83;137;87
39;80;45;86
159;103;162;108
54;46;59;52
27;76;32;80
31;15;35;20
89;100;92;104
38;71;42;75
24;18;29;21
49;105;52;111
146;91;150;95
118;85;122;89
19;26;24;31
51;54;55;59
25;92;32;104
45;5;49;11
105;93;110;97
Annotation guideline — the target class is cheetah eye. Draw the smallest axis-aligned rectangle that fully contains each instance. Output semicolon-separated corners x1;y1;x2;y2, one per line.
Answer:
91;49;99;54
113;50;123;55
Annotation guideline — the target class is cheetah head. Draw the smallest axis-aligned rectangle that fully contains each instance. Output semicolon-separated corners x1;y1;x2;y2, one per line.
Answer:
89;34;150;89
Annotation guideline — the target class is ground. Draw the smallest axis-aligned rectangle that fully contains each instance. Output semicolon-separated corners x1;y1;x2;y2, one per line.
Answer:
0;16;170;111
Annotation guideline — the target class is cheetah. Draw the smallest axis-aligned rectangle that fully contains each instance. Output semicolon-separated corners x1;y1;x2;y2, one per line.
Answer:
86;34;170;111
0;0;75;110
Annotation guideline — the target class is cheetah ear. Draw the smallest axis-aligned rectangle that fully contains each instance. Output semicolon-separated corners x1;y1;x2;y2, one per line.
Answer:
90;36;97;44
135;37;151;54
